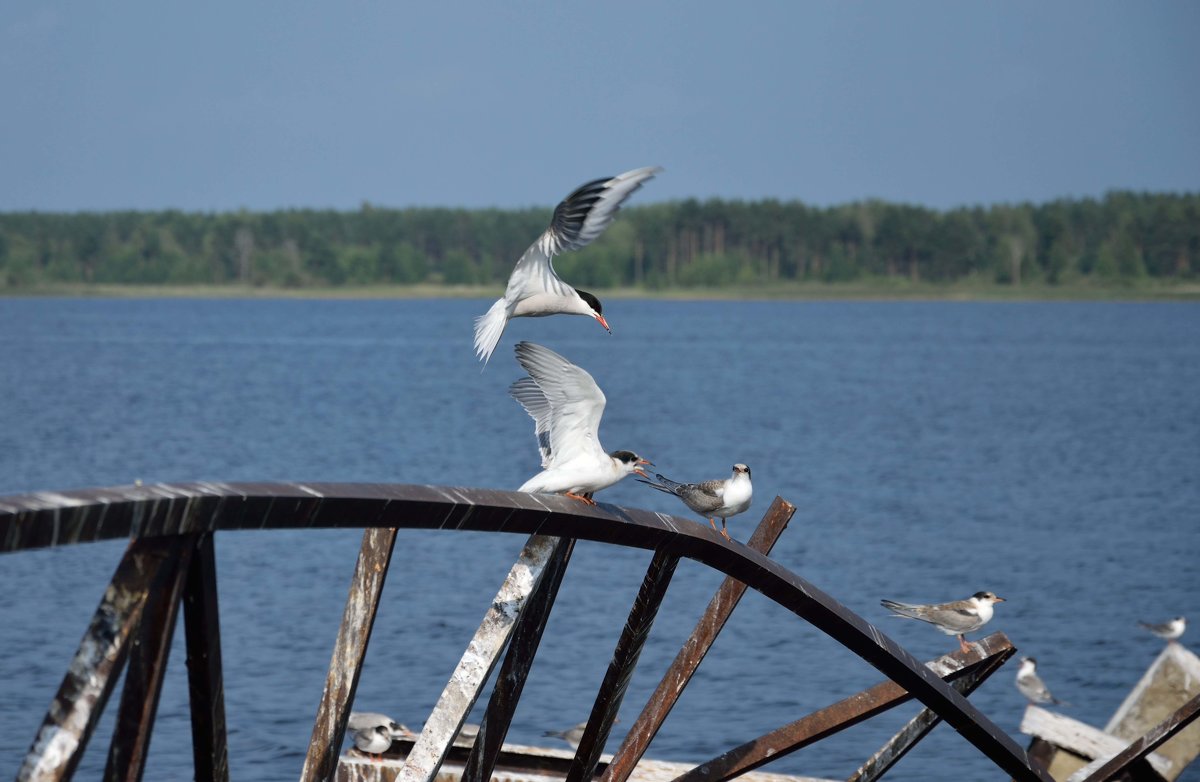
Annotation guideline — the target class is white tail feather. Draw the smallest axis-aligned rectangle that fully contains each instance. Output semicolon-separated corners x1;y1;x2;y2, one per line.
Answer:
473;298;510;364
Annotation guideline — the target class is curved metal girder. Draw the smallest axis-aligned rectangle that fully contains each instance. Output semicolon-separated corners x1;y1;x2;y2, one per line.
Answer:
0;482;1051;781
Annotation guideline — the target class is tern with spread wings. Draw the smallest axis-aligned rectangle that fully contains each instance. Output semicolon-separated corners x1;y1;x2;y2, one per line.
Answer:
509;341;651;504
474;167;662;363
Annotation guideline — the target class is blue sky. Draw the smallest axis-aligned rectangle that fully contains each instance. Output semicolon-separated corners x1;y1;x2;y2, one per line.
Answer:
2;2;1197;212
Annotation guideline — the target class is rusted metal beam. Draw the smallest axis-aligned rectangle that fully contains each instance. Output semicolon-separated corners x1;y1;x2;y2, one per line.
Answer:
846;653;1008;782
462;537;576;782
16;537;178;782
182;532;229;782
670;633;1016;782
603;497;795;782
103;535;195;782
0;483;1051;781
398;534;563;782
566;549;682;782
1077;692;1200;782
301;526;399;782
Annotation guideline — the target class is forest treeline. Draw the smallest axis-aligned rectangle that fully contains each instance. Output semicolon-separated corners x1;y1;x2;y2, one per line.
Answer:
1;191;1197;289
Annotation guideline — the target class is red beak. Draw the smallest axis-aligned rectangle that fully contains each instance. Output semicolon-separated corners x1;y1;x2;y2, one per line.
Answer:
595;314;611;333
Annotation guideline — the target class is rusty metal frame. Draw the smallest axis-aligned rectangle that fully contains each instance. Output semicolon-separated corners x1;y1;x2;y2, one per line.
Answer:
1078;692;1200;782
602;497;796;782
462;537;576;782
1;482;1049;781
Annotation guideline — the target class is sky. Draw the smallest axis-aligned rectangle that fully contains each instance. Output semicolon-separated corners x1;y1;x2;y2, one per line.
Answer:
2;2;1198;213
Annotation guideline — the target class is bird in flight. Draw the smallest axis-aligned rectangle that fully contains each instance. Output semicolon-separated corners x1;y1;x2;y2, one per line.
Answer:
474;167;662;363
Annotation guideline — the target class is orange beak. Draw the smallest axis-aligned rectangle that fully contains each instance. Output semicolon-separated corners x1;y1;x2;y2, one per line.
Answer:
634;458;653;478
595;313;611;333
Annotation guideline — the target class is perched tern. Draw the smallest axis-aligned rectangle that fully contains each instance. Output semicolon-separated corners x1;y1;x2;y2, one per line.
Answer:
542;721;588;749
510;341;651;504
1015;657;1063;706
638;464;753;541
347;711;413;739
1139;616;1186;643
473;167;662;363
880;591;1006;653
351;724;392;762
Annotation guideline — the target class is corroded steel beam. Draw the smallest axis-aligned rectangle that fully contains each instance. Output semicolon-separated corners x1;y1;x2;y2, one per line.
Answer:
462;537;576;782
670;633;1016;782
302;526;399;782
566;549;681;782
182;533;229;782
17;537;181;782
1078;692;1200;782
847;656;1005;782
398;534;563;782
0;483;1050;781
603;497;796;782
103;535;195;782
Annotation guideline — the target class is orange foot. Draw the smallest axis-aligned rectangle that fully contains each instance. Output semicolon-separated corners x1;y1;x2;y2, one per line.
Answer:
565;492;597;506
957;635;972;654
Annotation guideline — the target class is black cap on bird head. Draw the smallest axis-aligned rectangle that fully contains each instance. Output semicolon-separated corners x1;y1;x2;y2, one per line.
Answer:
575;289;611;332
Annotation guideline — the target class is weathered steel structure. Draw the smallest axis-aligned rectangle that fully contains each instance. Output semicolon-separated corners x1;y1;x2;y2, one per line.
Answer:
3;482;1193;782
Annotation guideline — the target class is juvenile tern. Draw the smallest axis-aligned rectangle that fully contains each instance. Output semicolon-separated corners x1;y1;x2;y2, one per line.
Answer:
1015;657;1063;706
880;591;1006;653
542;721;588;749
474;166;662;363
510;341;651;504
638;464;753;541
351;724;393;762
1139;616;1186;643
347;711;413;739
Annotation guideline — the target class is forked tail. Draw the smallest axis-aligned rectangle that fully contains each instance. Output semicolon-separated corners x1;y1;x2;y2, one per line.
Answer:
880;599;920;619
636;472;685;496
473;298;509;364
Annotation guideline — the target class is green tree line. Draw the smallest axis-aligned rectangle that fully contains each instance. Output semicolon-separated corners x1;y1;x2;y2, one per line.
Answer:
1;191;1196;289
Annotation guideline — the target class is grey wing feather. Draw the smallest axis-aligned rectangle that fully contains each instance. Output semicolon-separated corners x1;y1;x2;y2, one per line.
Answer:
509;376;554;467
676;480;726;514
547;167;662;254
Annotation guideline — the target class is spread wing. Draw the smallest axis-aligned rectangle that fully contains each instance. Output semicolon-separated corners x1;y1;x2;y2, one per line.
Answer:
506;166;662;302
512;341;607;467
509;377;554;468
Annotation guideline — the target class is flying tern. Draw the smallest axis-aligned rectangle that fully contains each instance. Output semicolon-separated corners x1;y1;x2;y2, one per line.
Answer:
474;167;662;363
638;464;752;541
880;591;1006;653
510;341;651;503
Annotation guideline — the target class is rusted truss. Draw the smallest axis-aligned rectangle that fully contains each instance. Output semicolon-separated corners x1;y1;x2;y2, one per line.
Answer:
1076;692;1200;782
1;482;1053;781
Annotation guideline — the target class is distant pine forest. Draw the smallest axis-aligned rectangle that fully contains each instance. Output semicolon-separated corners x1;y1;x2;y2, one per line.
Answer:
1;191;1197;290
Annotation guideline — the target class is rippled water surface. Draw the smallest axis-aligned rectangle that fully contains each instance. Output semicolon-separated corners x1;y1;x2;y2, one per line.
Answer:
1;298;1197;781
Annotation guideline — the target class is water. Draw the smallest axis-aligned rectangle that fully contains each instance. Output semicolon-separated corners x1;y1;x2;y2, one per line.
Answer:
1;298;1197;781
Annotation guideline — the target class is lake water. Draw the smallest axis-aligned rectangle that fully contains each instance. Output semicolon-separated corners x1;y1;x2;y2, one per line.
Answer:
0;297;1197;781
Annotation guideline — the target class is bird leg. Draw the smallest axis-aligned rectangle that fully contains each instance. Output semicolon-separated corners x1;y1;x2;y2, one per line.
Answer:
957;634;971;654
721;519;731;541
565;491;597;506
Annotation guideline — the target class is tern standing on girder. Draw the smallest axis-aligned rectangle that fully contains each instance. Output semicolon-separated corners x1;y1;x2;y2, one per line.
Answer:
638;464;753;541
509;341;652;504
880;591;1006;653
474;167;662;363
